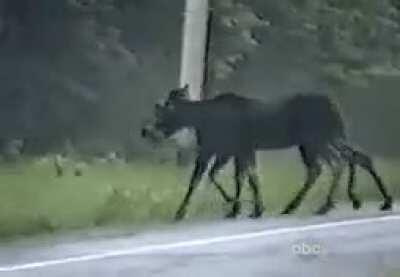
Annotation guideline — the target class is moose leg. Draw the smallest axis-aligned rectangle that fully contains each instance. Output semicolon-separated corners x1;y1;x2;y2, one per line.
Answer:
316;151;344;215
247;153;264;218
334;143;363;210
347;161;361;210
282;146;321;215
175;153;209;221
334;142;392;211
225;157;246;218
208;155;234;202
353;150;392;211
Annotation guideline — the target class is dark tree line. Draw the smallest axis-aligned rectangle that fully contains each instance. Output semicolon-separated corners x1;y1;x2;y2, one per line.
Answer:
0;0;398;157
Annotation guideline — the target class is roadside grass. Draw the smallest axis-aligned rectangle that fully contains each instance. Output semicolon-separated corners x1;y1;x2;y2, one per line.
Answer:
0;152;398;240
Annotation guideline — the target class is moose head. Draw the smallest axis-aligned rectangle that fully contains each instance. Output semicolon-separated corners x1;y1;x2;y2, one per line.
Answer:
141;85;190;141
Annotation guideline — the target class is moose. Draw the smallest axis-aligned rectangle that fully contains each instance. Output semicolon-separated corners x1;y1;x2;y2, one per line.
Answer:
142;85;393;220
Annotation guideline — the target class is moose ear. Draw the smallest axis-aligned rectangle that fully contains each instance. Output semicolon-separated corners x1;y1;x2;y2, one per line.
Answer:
182;84;189;94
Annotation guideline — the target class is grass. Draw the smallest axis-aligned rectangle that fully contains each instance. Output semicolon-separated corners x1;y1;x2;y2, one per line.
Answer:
0;151;399;240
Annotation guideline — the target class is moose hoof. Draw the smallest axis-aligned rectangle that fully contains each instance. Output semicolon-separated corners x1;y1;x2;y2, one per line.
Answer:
281;209;292;215
249;204;264;219
352;199;362;210
281;204;296;215
174;209;187;221
224;212;238;219
316;201;335;215
380;198;393;211
225;202;241;219
249;210;263;219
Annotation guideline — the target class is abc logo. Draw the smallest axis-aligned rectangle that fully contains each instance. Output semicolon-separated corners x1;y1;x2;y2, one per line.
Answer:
292;240;323;259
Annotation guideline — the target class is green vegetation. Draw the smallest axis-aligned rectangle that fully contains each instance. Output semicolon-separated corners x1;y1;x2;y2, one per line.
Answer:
0;153;398;240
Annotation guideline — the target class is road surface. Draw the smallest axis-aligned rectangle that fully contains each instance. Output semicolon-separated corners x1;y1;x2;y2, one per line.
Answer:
1;209;400;277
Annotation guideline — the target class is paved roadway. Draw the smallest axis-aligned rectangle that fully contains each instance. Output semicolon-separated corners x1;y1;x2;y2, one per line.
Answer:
1;208;400;277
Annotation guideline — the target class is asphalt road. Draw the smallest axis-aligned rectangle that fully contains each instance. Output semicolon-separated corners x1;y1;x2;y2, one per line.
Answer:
1;210;400;277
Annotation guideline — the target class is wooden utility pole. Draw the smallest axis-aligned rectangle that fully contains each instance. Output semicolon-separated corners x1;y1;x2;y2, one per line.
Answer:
179;0;210;100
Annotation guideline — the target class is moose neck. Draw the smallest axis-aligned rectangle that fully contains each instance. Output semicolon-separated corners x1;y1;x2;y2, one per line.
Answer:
175;100;205;130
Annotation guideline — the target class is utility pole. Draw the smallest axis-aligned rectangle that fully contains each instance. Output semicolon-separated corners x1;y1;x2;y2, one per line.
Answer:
179;0;210;100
